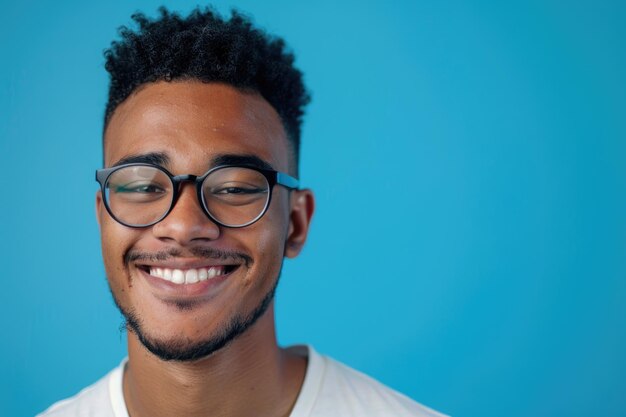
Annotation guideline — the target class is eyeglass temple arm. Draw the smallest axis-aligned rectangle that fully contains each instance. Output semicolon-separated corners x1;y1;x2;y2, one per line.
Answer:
276;172;299;189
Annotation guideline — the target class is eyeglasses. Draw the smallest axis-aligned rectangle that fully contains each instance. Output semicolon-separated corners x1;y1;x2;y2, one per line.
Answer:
95;163;299;228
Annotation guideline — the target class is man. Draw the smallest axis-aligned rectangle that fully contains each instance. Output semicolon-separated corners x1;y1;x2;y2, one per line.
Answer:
39;7;447;417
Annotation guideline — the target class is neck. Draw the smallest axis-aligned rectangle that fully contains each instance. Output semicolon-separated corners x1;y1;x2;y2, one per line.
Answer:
123;304;307;417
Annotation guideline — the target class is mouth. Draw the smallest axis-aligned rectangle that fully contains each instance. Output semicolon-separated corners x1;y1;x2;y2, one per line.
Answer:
134;262;242;301
137;264;239;285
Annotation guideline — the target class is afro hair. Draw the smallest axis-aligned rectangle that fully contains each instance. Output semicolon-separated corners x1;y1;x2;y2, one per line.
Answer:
103;6;310;166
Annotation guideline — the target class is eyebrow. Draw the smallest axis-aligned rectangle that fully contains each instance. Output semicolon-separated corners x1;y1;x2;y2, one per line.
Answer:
110;152;275;172
111;152;170;167
211;154;275;171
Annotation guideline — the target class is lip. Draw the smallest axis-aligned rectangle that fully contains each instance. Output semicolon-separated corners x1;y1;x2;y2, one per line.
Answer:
135;263;239;299
135;257;240;270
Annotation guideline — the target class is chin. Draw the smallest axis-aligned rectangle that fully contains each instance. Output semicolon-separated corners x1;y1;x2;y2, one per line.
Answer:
114;276;279;362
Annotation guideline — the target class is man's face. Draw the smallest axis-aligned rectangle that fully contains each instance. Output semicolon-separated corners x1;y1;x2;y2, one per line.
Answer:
97;81;312;360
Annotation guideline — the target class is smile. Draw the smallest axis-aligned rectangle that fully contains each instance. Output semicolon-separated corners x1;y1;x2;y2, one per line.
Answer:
140;265;239;285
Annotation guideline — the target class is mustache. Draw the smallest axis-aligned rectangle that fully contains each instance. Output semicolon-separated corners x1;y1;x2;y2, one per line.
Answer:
124;247;253;268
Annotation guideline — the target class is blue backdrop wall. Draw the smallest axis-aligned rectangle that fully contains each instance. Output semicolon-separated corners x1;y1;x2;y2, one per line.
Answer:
1;1;625;416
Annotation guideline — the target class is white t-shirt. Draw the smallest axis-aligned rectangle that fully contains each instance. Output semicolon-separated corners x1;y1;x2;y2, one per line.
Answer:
37;346;448;417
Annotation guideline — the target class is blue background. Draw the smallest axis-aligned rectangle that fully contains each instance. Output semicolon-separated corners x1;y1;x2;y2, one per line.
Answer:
1;1;625;416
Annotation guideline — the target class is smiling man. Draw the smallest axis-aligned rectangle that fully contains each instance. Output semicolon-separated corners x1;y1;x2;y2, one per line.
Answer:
38;7;446;417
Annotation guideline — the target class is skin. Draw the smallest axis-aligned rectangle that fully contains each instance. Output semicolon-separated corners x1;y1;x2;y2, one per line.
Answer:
96;81;315;417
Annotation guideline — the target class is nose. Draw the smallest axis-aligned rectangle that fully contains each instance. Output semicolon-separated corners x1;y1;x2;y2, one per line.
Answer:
151;183;220;244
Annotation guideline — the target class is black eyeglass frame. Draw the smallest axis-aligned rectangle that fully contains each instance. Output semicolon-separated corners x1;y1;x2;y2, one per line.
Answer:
95;163;300;228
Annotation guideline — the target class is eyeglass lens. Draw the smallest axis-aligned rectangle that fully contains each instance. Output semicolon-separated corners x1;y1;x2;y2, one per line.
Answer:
104;165;270;227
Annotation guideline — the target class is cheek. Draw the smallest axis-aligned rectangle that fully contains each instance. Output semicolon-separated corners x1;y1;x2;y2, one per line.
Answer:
240;209;289;288
99;218;136;288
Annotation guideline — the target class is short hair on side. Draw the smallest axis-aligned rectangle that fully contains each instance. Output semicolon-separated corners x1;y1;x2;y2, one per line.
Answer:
103;6;310;169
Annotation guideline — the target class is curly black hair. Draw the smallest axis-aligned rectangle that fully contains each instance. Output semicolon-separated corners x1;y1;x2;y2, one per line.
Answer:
103;6;310;167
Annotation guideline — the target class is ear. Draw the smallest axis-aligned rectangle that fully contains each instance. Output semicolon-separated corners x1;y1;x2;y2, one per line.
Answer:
95;190;103;229
285;189;315;258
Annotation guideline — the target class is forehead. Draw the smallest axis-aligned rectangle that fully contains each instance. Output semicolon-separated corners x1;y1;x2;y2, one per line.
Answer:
103;81;291;172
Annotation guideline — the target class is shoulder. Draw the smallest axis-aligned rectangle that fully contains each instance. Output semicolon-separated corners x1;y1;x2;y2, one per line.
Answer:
36;360;126;417
293;346;449;417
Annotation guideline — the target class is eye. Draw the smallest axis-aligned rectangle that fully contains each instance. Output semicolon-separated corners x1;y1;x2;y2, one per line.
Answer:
114;182;167;194
210;180;268;195
213;186;265;195
207;182;269;207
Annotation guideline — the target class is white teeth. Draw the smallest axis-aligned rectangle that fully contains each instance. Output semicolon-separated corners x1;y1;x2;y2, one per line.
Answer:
148;266;227;285
172;269;185;284
185;269;199;284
